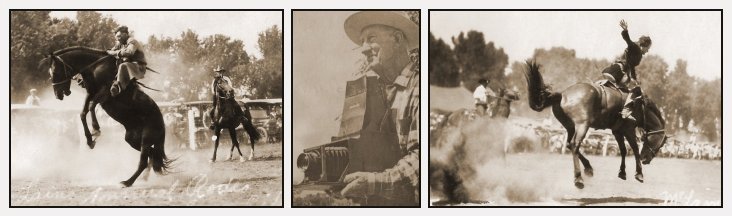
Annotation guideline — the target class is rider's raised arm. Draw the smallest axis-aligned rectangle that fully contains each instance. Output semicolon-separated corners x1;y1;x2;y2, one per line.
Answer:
621;29;634;47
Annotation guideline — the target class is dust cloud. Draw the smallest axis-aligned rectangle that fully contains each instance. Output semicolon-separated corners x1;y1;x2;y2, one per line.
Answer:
430;117;567;205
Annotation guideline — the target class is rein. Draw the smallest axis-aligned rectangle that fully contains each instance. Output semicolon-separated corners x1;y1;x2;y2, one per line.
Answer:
51;54;111;86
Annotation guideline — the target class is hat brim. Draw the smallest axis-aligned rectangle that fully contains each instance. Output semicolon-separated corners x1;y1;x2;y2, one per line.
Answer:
344;11;419;50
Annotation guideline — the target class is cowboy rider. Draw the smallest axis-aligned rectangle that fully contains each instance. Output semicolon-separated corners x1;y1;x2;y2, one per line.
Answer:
107;26;147;97
601;19;652;121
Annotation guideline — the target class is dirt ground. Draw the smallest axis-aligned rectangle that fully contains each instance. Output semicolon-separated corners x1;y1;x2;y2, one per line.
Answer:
10;132;282;206
430;153;721;206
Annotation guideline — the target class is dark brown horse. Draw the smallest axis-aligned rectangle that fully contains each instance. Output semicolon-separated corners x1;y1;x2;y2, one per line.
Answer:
209;78;260;162
524;60;667;189
41;46;172;187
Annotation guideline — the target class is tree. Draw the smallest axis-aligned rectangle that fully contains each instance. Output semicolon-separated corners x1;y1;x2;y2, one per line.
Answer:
429;33;459;87
247;25;283;99
76;11;118;49
634;55;669;105
452;30;508;91
10;11;52;102
664;60;693;132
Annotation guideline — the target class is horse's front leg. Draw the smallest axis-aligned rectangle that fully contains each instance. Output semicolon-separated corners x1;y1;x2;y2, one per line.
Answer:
627;135;644;183
210;126;222;163
613;131;628;180
80;94;96;149
89;101;101;139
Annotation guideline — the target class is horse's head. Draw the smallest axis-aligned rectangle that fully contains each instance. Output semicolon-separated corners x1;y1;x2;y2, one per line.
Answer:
42;53;73;100
639;101;667;165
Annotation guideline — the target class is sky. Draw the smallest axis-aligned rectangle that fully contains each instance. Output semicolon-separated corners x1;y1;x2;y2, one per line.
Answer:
292;11;364;151
50;11;282;59
430;11;721;81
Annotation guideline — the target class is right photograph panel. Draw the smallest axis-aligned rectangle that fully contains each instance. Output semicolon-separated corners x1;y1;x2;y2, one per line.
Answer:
429;10;722;206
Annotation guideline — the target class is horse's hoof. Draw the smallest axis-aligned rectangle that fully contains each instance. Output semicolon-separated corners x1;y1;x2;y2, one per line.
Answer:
635;173;644;183
119;181;132;188
574;181;584;189
584;168;594;177
618;171;627;180
240;157;246;163
209;159;216;163
574;177;584;189
87;140;96;149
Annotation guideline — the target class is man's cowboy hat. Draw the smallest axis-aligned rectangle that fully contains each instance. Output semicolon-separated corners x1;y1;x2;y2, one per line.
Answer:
213;65;226;72
114;26;129;34
344;11;419;50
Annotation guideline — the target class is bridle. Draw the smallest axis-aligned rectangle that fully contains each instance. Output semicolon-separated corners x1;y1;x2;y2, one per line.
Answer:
49;54;111;87
638;99;666;158
50;55;74;86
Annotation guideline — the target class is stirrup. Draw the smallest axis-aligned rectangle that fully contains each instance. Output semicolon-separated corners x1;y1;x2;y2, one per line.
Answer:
110;82;121;97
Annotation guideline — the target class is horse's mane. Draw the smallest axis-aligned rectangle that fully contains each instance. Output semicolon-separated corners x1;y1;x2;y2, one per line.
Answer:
644;99;666;127
53;46;107;56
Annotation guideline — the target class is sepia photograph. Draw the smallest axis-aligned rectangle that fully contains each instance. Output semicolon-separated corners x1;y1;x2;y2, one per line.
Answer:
292;10;420;206
429;10;721;206
10;10;283;206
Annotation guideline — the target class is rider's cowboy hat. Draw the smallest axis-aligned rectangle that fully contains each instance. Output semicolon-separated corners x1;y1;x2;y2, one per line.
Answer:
114;26;129;34
213;66;227;72
344;11;419;50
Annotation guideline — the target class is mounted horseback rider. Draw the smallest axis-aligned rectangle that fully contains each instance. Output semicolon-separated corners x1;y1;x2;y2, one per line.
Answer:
208;66;248;130
600;19;652;122
107;26;147;97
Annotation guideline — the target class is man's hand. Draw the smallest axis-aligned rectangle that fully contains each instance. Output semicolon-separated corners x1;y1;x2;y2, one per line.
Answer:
341;172;374;197
620;19;628;30
106;50;116;56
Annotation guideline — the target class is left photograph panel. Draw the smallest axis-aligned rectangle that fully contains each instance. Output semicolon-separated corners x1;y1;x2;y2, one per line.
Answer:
10;10;284;206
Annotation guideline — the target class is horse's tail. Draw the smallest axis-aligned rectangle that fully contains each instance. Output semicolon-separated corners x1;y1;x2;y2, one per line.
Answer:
241;117;261;142
524;60;562;112
151;124;174;175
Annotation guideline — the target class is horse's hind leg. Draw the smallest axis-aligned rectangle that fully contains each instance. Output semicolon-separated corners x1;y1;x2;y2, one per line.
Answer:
570;124;590;189
613;131;628;180
121;143;150;187
141;158;152;181
248;134;255;161
229;127;245;162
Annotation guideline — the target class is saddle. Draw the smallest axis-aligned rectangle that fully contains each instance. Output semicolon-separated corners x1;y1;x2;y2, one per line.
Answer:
592;80;628;130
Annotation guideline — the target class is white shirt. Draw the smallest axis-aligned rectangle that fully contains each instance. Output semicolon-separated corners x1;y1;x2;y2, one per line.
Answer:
473;85;496;104
25;95;40;106
474;85;487;104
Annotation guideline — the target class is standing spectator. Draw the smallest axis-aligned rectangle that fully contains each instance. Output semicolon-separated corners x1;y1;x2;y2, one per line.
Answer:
25;89;41;106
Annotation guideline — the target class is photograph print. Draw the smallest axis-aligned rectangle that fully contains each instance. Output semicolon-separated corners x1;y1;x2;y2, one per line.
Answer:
10;10;283;206
429;10;721;206
292;10;420;206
